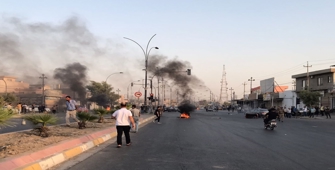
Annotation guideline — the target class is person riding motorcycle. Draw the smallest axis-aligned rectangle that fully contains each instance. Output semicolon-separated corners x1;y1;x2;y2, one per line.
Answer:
264;108;279;126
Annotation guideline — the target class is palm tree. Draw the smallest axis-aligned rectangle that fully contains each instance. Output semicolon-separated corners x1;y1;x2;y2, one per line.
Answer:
0;108;14;129
77;111;98;129
93;109;110;123
24;114;58;137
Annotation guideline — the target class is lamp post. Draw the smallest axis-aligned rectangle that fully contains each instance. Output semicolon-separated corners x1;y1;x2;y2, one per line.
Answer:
39;74;47;105
105;72;123;106
1;79;7;95
124;35;159;112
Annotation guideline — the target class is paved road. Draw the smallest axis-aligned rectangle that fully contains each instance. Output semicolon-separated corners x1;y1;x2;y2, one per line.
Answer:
62;110;335;170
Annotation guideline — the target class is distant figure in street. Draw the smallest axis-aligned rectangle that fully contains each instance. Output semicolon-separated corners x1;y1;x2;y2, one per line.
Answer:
325;106;331;119
112;103;135;148
65;96;80;127
286;106;292;118
130;105;141;133
310;106;316;118
32;104;35;113
22;103;27;114
320;105;325;116
17;103;22;115
7;103;12;110
153;106;162;124
278;107;284;122
52;105;57;114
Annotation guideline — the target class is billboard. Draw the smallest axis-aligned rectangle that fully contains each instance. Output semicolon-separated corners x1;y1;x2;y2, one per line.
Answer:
260;78;275;94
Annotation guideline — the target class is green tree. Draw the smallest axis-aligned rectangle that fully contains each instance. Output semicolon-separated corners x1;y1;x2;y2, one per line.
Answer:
298;90;322;107
1;93;17;104
86;81;120;106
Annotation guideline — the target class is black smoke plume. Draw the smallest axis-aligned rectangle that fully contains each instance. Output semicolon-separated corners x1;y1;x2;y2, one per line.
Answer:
0;16;111;83
147;55;202;115
147;55;202;99
178;101;196;115
53;62;88;100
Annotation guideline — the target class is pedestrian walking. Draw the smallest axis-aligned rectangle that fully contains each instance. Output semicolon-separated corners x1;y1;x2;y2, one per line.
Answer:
32;104;35;113
153;106;162;124
130;104;141;133
287;106;292;118
65;96;80;127
320;105;325;116
310;106;316;118
325;106;331;119
112;103;135;148
278;107;284;122
52;105;57;114
17;103;22;115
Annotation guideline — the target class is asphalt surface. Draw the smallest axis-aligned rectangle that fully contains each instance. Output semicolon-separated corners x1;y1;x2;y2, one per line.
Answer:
0;113;77;134
61;110;335;170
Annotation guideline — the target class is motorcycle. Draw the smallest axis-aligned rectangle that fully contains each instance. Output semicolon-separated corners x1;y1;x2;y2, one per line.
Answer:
265;119;277;130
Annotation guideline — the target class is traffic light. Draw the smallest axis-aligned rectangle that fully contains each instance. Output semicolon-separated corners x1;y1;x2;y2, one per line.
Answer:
187;69;191;75
131;83;133;87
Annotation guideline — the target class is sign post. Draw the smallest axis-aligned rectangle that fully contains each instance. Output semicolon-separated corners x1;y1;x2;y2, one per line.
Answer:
134;92;142;105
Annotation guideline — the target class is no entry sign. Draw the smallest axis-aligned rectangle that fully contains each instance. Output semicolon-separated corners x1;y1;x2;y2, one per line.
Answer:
134;91;142;98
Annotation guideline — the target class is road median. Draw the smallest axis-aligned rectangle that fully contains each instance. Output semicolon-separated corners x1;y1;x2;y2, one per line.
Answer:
0;115;155;170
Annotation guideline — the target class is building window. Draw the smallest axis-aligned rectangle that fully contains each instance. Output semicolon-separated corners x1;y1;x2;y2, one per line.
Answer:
328;76;332;83
317;77;323;86
302;80;306;88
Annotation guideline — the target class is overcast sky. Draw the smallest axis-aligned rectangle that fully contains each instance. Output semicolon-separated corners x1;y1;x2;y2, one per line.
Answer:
1;0;335;100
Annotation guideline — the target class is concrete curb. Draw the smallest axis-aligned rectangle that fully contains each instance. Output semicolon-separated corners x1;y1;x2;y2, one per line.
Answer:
0;115;155;170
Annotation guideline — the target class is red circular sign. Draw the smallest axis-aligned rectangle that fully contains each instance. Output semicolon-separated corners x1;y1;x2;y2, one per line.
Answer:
134;92;142;98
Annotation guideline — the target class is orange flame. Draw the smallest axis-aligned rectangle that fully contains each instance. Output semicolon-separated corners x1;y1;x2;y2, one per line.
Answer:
180;113;190;119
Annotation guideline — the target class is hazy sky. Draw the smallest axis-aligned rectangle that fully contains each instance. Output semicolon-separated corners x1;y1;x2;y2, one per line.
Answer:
1;0;335;100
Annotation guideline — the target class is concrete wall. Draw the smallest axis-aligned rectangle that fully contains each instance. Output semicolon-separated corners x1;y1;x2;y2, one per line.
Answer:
295;72;334;91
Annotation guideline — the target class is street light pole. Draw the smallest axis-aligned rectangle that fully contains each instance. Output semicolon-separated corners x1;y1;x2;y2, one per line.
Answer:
124;35;159;112
105;72;123;106
39;74;47;106
1;79;7;95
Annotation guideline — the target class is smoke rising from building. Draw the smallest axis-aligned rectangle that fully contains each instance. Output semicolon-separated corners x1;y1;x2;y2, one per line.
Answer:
53;62;88;100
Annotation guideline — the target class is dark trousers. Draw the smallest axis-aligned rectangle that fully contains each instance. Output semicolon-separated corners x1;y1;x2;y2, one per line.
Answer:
325;113;331;119
155;115;161;122
116;126;131;145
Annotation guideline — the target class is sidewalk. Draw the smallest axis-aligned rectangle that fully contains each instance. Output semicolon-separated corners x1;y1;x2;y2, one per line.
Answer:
0;114;155;170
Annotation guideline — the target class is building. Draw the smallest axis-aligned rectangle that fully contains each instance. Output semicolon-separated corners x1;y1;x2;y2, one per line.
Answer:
292;68;335;108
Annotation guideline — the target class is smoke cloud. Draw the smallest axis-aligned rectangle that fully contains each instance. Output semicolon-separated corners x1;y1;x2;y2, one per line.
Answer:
53;62;88;100
0;16;125;84
147;55;202;99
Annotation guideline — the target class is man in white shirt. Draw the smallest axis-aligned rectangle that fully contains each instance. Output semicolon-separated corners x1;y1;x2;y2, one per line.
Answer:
112;103;136;148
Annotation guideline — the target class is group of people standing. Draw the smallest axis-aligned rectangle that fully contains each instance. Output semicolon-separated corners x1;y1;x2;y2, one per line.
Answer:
301;105;332;119
268;105;332;123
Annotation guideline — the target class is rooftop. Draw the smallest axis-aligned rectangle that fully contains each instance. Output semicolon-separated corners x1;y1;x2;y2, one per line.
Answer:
292;68;335;78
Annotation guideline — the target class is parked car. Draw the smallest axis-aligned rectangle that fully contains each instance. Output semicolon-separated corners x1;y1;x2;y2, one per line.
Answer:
245;108;269;118
167;107;178;112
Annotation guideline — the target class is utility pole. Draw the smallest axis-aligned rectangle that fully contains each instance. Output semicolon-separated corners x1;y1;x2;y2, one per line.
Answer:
116;89;121;103
229;87;234;104
39;74;47;105
248;77;255;94
303;61;312;91
242;82;247;106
